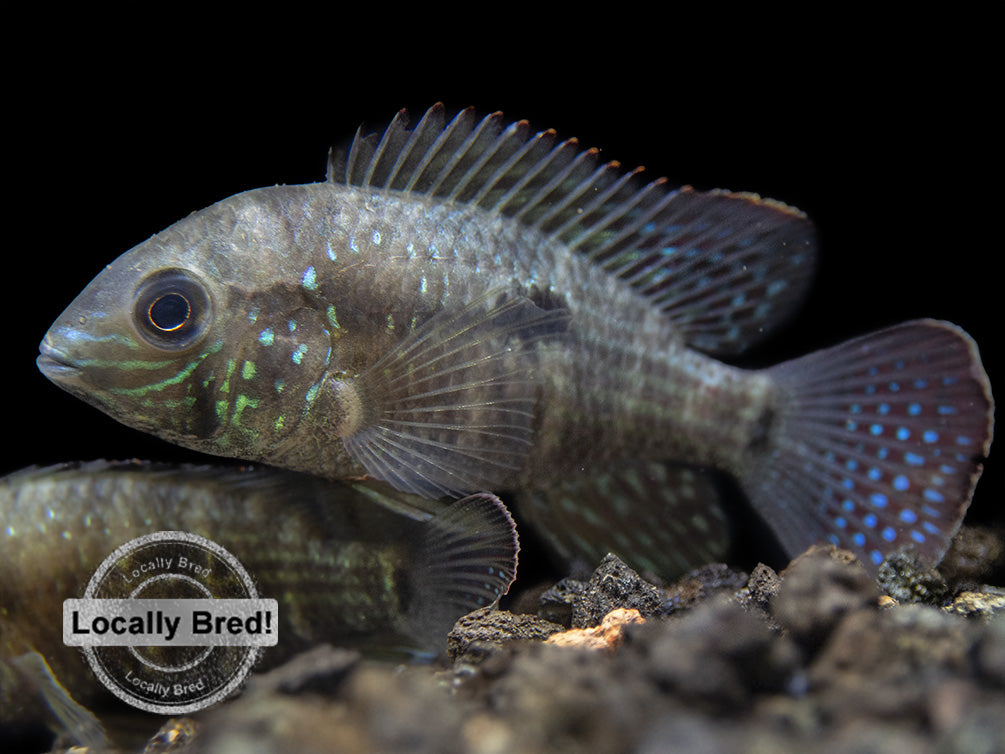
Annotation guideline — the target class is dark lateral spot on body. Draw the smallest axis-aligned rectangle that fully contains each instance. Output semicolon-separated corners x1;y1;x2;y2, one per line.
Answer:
527;286;569;312
747;406;776;455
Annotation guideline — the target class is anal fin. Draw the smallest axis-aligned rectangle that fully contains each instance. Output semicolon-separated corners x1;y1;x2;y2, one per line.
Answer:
517;462;731;579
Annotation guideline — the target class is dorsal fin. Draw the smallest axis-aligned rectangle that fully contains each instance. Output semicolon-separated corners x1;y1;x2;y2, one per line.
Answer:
328;104;818;355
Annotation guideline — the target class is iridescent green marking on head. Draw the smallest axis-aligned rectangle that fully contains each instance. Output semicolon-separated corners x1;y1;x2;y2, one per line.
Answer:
386;313;395;332
241;360;257;380
274;415;285;432
302;266;318;291
220;359;237;394
326;305;341;330
304;382;320;403
258;328;274;346
109;341;223;397
326;241;337;262
59;330;140;349
292;344;308;365
78;357;176;370
274;378;286;393
248;306;260;324
162;396;198;410
231;393;260;426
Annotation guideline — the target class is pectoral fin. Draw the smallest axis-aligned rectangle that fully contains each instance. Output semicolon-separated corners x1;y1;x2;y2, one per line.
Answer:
338;291;569;498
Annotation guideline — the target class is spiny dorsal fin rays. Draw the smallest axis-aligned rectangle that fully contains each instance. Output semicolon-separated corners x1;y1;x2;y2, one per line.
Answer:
339;291;570;499
360;107;410;189
331;104;817;357
425;110;506;198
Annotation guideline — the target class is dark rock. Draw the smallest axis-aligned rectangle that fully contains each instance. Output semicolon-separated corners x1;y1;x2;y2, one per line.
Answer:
190;663;467;754
661;563;749;616
736;562;782;616
974;613;1005;687
809;604;980;725
446;607;563;661
638;596;799;712
537;576;587;627
570;553;663;628
772;546;877;648
940;525;1005;584
24;545;1005;754
935;698;1005;753
943;588;1005;620
487;641;657;754
877;548;949;605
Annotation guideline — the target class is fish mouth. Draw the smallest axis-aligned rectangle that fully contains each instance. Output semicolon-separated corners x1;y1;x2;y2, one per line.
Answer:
37;339;81;381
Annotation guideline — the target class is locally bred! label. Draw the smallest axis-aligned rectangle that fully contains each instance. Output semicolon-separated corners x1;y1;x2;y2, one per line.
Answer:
64;530;277;714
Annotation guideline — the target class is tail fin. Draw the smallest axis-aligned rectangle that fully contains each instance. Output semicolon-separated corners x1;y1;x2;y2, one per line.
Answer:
408;492;520;647
10;651;107;751
744;320;994;572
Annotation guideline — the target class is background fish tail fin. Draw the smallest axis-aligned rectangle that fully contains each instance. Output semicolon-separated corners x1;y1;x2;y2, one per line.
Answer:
10;651;107;751
408;493;519;648
743;320;994;572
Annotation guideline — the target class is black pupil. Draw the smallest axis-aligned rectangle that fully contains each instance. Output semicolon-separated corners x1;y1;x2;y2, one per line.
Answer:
148;293;191;331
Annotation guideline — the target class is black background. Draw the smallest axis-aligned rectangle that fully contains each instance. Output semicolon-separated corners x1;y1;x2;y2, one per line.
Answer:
9;28;1000;577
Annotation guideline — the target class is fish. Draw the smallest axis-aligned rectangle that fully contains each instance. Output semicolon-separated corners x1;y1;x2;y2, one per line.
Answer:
37;104;994;578
0;460;517;742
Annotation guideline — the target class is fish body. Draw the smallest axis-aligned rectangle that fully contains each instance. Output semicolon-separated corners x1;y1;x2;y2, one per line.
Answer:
38;105;994;577
1;460;517;729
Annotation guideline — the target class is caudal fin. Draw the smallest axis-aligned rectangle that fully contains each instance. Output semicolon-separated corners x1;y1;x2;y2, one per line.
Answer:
744;320;994;572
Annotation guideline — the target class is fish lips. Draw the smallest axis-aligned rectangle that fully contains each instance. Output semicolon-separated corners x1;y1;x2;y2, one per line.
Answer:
37;338;82;384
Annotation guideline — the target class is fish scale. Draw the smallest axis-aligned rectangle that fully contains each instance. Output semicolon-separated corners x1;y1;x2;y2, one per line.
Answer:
37;104;994;577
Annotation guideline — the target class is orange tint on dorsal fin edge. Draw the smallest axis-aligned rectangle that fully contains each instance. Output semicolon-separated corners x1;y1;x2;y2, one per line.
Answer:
327;104;818;356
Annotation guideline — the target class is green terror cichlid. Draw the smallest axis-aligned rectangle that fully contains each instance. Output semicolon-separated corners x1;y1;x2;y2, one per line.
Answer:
1;460;517;740
38;105;994;577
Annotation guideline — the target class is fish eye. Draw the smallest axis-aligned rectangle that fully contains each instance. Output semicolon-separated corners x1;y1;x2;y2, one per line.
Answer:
148;293;191;331
133;268;211;349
